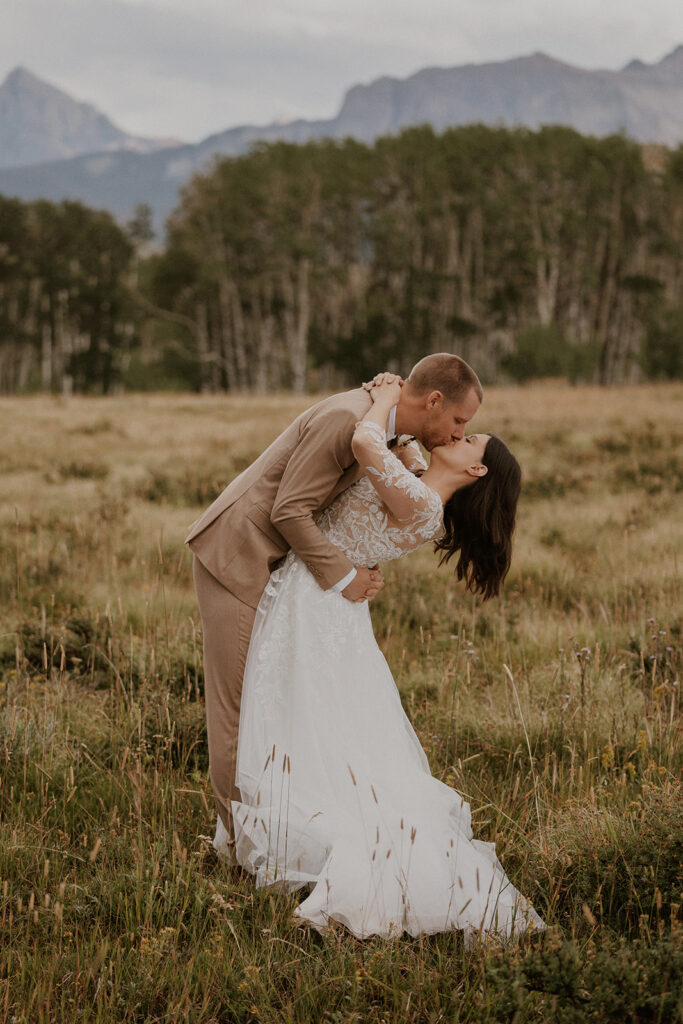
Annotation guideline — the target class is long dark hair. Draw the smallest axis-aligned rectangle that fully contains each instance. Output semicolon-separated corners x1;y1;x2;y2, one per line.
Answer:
433;435;521;600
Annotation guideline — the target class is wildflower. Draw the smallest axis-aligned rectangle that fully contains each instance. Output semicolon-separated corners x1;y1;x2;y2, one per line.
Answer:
582;904;597;927
210;892;232;910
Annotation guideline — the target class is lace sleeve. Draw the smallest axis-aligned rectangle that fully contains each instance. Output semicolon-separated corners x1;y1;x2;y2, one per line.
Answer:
394;437;428;475
351;420;439;524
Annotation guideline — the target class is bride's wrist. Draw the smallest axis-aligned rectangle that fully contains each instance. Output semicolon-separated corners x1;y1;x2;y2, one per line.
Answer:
368;393;394;416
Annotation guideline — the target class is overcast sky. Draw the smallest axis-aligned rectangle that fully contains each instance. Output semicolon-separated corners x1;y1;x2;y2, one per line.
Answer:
3;0;683;142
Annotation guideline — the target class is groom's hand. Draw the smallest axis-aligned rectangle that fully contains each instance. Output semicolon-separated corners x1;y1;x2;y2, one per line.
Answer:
342;565;384;603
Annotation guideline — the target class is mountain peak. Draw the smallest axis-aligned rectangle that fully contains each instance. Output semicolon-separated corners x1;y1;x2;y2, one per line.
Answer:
0;65;129;168
623;45;683;74
527;51;561;63
3;65;63;94
3;65;46;90
4;65;33;83
514;51;577;72
1;65;113;115
658;43;683;66
0;66;182;169
4;65;38;82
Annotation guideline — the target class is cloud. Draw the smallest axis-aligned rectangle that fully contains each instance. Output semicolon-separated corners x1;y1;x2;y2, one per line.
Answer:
2;0;682;140
4;0;418;137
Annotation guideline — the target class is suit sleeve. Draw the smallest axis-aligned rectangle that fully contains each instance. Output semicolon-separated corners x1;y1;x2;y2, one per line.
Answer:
270;404;359;590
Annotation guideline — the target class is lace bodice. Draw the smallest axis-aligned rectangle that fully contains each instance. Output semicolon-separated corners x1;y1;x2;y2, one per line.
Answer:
315;421;445;566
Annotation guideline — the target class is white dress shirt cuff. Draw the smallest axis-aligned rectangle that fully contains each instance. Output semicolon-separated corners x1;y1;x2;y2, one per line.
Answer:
331;567;357;593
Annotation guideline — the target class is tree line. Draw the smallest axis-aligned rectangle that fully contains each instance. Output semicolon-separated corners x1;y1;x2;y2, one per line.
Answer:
0;197;137;394
1;124;682;394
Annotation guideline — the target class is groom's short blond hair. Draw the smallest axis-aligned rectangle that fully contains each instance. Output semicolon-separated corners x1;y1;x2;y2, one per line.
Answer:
407;353;483;404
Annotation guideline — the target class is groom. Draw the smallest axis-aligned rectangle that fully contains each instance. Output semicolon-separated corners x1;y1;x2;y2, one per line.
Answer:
186;352;482;860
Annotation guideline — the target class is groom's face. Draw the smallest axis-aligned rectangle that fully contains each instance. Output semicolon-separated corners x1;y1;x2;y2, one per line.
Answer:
420;387;481;451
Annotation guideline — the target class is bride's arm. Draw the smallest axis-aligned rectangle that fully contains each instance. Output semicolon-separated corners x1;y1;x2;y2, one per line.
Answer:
351;383;435;523
394;437;427;475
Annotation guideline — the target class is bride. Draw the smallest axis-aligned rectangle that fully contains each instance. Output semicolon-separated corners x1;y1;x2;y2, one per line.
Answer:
216;378;546;943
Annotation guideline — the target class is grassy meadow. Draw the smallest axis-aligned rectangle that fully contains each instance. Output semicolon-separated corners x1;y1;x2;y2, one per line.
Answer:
1;383;681;1023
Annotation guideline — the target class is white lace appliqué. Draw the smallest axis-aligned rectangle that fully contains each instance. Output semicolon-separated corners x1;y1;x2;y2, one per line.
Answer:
315;421;444;566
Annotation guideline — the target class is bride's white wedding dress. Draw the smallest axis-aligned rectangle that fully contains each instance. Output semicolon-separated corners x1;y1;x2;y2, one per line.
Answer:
213;421;546;942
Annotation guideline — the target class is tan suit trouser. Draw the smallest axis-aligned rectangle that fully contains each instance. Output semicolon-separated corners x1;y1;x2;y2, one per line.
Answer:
192;555;257;841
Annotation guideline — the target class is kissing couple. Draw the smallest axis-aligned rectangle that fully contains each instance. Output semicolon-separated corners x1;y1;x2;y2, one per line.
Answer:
186;352;546;943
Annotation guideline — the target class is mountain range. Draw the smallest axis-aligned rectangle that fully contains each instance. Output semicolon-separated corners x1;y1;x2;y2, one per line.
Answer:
0;47;681;232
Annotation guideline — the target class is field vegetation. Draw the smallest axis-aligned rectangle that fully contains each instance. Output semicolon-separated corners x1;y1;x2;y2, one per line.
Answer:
1;383;681;1022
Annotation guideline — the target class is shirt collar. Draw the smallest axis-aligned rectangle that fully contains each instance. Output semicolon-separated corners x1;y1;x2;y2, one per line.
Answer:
386;404;397;441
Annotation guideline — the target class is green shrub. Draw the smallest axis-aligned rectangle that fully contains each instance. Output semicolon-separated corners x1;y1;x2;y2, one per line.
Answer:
486;928;682;1023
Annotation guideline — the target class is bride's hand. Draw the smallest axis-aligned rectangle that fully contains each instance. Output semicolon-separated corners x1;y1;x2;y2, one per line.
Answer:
362;371;404;392
369;377;402;405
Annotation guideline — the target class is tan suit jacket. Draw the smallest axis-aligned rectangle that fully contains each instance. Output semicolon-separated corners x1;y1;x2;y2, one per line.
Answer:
186;388;374;608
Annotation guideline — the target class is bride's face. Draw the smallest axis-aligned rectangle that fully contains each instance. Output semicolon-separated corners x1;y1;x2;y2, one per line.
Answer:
431;433;491;478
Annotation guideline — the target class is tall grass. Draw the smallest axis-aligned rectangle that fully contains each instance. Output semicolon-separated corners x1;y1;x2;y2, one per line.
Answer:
1;384;681;1023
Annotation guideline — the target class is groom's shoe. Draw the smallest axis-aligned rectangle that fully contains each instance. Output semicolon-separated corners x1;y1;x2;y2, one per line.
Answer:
198;828;239;868
215;839;239;868
206;813;241;868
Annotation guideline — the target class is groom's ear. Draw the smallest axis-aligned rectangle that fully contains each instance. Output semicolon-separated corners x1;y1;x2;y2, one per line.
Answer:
425;390;444;410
